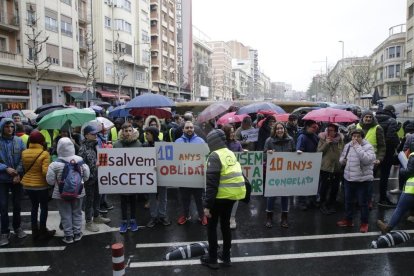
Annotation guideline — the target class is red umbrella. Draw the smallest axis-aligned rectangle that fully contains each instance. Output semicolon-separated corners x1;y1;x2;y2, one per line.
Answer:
129;108;172;119
302;107;359;123
274;113;290;122
217;112;248;126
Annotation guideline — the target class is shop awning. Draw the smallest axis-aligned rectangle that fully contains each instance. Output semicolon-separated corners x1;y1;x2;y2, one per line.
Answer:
68;91;84;100
97;90;117;98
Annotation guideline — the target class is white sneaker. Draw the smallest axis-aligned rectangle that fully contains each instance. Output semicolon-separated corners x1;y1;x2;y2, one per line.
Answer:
85;222;99;232
94;215;111;224
389;188;402;194
230;217;237;229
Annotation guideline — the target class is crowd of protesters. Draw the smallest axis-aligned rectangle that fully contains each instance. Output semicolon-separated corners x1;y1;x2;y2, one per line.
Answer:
1;105;414;267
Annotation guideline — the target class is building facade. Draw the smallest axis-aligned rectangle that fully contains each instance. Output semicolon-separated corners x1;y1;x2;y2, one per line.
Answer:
192;36;211;101
207;41;233;100
406;0;414;109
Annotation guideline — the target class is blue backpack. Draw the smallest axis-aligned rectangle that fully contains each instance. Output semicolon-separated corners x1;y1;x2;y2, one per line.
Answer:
57;159;84;201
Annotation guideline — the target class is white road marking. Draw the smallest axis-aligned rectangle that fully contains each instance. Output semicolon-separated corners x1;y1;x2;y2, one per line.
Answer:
136;230;414;248
0;266;49;273
0;246;65;253
129;247;414;268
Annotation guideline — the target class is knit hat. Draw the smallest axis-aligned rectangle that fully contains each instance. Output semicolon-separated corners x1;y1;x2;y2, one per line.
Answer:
361;110;374;119
29;130;45;145
206;129;226;152
384;105;396;113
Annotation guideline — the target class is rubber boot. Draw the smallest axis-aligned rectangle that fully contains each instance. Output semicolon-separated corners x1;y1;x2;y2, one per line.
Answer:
39;226;56;240
31;224;39;240
280;212;289;228
265;212;273;228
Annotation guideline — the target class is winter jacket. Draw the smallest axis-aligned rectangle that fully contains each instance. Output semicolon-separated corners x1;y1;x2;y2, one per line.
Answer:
263;135;295;162
0;119;25;183
285;123;299;143
296;129;319;153
226;140;243;152
399;152;414;185
317;131;344;173
144;115;164;141
339;139;376;182
46;138;90;199
375;109;400;151
256;118;273;151
21;143;50;189
113;128;142;148
175;133;205;144
78;139;98;181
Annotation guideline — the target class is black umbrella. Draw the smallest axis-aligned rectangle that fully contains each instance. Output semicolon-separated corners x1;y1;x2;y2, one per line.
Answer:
36;106;72;123
34;103;67;114
371;87;381;105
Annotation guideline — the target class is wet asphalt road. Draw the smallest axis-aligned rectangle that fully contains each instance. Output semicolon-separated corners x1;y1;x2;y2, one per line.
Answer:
1;166;414;276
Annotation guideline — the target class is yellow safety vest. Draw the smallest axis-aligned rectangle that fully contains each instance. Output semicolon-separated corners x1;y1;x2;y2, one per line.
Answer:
144;132;164;142
213;148;246;200
20;134;29;147
404;153;414;194
40;129;59;149
397;125;404;139
111;127;118;142
356;124;378;153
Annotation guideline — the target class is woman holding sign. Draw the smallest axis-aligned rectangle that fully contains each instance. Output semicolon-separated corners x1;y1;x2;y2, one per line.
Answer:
263;122;296;228
113;123;142;233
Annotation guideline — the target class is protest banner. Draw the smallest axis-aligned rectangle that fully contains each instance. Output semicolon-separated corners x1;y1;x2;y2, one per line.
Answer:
264;152;322;196
97;148;157;194
235;151;263;195
240;128;259;142
155;142;210;188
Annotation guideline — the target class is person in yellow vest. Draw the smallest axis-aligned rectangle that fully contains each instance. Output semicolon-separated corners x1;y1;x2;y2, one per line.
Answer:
15;123;29;147
108;118;123;143
377;151;414;234
355;110;386;208
143;115;164;141
200;129;246;269
39;129;59;150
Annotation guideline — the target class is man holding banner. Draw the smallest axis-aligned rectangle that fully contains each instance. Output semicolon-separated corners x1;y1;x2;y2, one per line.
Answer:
175;121;207;226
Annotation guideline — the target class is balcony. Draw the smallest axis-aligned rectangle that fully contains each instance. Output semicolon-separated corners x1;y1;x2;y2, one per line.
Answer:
150;11;158;20
78;9;88;24
79;38;87;52
151;25;159;34
0;12;20;32
405;59;414;71
0;50;23;65
151;43;159;51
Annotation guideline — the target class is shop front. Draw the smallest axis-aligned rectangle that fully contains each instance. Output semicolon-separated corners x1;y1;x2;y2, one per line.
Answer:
0;80;30;112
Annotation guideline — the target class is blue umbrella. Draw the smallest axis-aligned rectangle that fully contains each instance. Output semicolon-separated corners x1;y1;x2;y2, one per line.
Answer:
126;93;175;109
235;102;286;115
108;105;129;118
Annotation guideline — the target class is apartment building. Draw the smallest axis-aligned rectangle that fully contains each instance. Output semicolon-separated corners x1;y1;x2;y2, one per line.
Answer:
232;59;251;100
207;41;233;100
193;36;211;101
406;0;414;108
371;24;406;105
149;0;178;99
0;0;89;110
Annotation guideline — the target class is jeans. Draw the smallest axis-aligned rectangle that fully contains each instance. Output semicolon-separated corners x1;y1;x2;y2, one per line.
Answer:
25;189;49;227
388;193;414;228
179;187;204;218
0;182;23;234
344;180;370;224
57;198;83;237
120;194;137;220
266;196;289;213
319;171;340;205
149;186;167;219
207;199;235;260
84;180;100;222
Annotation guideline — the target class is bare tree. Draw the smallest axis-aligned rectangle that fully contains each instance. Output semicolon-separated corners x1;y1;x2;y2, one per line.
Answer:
78;32;97;106
344;59;374;103
114;33;128;102
321;68;342;101
25;9;51;104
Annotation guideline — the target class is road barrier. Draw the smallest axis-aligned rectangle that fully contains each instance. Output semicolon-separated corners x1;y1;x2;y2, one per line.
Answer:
112;243;125;276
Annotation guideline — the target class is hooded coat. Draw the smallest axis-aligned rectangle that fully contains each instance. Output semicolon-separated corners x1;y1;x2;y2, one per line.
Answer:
0;119;25;183
46;137;90;199
143;115;164;141
375;109;400;151
317;131;345;173
113;128;142;148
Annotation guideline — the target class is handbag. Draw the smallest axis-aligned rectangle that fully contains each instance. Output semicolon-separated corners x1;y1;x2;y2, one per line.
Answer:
25;151;44;174
341;145;351;171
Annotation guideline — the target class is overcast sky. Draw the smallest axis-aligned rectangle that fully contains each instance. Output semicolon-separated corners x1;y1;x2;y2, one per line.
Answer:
192;0;407;92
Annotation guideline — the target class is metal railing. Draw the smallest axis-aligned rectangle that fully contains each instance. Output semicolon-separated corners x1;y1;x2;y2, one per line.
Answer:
0;12;19;26
0;50;16;60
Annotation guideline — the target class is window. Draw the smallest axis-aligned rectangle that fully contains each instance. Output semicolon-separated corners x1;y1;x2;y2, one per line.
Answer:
115;0;131;12
409;4;414;19
105;40;112;52
408;50;413;62
141;10;149;23
104;16;111;28
0;37;6;51
61;15;73;37
27;8;36;25
105;63;113;75
62;48;73;68
61;0;72;6
136;71;147;82
16;40;21;54
45;9;58;32
46;44;59;65
142;30;149;43
408;27;414;41
387;46;401;59
114;19;131;33
142;50;150;62
396;64;401;78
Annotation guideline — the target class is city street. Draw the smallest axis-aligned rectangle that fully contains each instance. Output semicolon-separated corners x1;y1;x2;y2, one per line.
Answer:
1;167;413;275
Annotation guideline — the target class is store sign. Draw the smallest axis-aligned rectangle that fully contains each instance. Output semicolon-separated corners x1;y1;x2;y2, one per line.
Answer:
2;102;27;110
0;88;30;97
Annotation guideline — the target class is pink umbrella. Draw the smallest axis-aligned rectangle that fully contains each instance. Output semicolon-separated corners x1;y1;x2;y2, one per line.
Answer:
302;107;359;123
217;112;248;125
